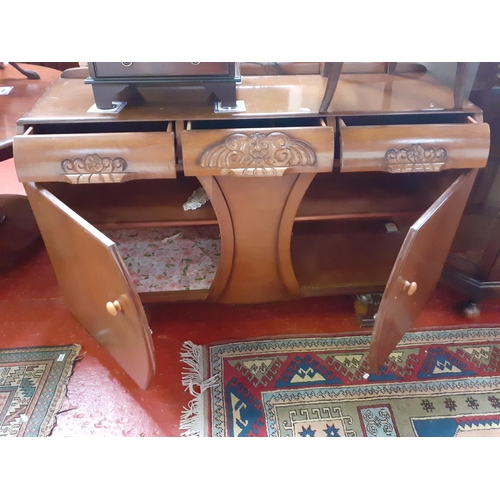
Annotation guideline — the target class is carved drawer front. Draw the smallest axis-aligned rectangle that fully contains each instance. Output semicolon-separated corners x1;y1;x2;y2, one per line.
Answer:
14;126;176;184
181;118;335;177
339;119;490;173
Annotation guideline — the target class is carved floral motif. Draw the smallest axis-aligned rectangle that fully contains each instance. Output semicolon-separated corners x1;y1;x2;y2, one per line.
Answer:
200;132;317;176
61;154;127;183
385;144;448;165
384;144;448;173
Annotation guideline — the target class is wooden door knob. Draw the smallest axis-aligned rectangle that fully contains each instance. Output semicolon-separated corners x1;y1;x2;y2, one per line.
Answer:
106;300;122;316
403;281;418;296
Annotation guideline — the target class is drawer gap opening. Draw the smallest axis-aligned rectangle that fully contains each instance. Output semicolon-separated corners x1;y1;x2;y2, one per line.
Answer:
339;113;470;127
32;121;172;135
188;117;325;130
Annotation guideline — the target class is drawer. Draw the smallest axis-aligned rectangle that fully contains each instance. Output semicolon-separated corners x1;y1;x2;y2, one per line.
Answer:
181;117;335;177
14;123;176;184
339;117;490;173
90;62;232;78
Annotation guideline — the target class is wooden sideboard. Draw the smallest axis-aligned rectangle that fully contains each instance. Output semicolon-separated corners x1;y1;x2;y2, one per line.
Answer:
13;67;490;389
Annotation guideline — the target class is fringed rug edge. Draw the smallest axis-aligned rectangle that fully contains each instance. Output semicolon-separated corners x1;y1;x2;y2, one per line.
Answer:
179;327;500;437
40;344;83;437
179;341;218;437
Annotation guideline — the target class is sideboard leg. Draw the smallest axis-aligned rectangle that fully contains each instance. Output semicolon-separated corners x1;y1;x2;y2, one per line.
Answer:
202;174;314;304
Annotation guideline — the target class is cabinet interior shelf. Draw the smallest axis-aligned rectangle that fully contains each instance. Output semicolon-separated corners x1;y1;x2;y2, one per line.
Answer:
42;169;460;229
291;219;407;296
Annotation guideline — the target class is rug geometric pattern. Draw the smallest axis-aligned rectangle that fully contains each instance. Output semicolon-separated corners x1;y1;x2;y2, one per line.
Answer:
200;328;500;436
0;345;81;437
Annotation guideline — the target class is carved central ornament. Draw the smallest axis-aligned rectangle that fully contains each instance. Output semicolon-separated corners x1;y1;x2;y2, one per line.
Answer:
385;144;447;165
61;154;127;183
200;132;317;175
384;144;448;173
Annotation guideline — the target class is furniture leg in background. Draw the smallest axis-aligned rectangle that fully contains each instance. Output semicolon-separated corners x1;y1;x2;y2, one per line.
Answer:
319;62;344;113
441;63;500;316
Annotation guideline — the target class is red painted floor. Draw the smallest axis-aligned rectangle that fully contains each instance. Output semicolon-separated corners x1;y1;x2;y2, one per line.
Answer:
2;156;500;437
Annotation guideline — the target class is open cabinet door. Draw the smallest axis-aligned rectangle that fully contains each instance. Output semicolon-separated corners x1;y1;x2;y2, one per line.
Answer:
369;169;478;373
24;182;155;389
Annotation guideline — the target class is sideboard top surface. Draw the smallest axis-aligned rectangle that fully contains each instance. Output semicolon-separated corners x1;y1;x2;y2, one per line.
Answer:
17;72;480;126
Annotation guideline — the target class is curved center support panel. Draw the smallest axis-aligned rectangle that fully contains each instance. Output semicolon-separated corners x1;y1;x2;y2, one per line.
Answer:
199;173;316;304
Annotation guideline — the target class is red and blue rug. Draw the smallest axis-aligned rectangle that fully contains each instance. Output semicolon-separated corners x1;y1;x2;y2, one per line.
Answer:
180;328;500;437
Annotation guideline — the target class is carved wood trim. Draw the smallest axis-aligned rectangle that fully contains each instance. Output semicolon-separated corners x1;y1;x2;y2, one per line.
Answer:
384;144;448;172
61;154;128;183
200;132;317;176
197;176;235;303
221;167;289;177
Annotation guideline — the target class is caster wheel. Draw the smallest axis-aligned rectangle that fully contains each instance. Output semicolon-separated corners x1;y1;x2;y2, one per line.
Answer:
460;300;481;319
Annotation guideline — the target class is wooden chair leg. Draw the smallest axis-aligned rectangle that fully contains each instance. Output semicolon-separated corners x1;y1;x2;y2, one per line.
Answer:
319;62;344;113
386;62;398;74
454;62;472;109
8;62;41;80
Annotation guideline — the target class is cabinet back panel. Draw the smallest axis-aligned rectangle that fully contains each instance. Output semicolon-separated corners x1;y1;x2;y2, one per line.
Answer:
40;177;218;228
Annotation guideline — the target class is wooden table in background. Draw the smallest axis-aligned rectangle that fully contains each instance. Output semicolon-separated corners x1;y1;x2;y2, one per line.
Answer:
0;63;61;271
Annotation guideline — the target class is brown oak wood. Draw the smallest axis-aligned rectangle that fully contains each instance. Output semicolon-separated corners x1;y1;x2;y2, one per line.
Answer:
369;169;478;372
197;176;235;302
181;122;335;177
340;121;490;173
16;73;481;127
296;169;461;221
24;182;155;389
37;169;461;230
139;289;209;304
10;66;492;388
291;220;408;296
278;173;316;297
0;63;60;151
211;174;307;303
41;177;218;228
15;130;176;183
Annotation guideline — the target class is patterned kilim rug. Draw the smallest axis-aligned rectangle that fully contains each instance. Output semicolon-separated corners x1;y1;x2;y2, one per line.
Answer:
180;328;500;437
0;345;82;437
